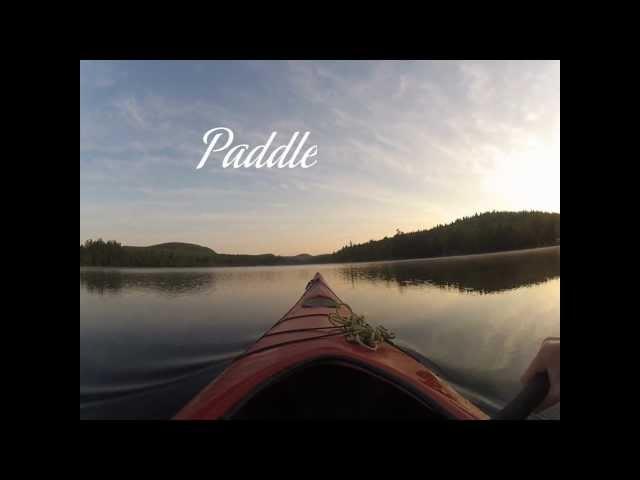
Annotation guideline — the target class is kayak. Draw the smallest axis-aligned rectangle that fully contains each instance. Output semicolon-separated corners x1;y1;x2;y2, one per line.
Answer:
174;272;493;420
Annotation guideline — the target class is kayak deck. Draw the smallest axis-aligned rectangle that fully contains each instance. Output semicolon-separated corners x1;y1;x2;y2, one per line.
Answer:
174;272;488;420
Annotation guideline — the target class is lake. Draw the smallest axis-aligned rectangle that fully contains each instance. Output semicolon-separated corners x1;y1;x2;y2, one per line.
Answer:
80;246;560;420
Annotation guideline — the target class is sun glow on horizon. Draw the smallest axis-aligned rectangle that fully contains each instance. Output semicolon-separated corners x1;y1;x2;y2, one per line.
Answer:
483;131;560;214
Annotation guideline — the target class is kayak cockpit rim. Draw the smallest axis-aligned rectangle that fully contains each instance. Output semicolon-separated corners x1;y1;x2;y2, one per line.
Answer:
221;355;460;420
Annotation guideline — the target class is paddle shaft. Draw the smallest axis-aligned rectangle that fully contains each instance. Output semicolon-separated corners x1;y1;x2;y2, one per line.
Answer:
492;372;550;420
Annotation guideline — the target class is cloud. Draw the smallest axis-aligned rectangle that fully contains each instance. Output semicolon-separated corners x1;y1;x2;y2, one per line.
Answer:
114;97;148;129
80;60;560;254
80;61;119;90
459;62;495;105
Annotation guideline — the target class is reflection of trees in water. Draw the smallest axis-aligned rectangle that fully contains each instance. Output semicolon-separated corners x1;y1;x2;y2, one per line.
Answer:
80;270;216;295
79;267;300;295
338;247;560;294
80;248;559;296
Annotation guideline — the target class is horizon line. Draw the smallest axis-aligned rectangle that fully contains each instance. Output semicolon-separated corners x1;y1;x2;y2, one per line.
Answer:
80;209;560;257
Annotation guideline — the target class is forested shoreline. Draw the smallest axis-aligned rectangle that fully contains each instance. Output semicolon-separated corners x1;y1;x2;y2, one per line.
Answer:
80;211;560;268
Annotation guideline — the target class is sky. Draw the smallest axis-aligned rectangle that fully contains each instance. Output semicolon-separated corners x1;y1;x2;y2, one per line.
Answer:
80;60;560;256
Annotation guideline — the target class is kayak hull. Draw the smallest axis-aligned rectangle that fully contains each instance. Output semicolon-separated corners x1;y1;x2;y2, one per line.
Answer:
174;272;488;420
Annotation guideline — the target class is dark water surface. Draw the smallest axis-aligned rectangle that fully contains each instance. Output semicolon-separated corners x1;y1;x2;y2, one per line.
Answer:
80;246;560;420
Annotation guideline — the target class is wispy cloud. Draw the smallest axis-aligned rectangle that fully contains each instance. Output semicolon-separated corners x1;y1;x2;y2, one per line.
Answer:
80;60;560;254
114;97;148;129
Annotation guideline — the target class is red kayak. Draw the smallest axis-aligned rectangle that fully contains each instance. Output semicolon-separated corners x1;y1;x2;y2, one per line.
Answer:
175;272;493;420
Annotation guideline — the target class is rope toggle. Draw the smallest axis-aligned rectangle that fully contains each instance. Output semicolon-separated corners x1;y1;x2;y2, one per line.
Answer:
328;303;395;351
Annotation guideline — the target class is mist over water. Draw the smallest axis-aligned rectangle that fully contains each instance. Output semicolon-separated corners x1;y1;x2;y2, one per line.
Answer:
80;246;560;419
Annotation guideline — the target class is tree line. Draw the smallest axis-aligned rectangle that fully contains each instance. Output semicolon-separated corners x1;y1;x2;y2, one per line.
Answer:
80;211;560;267
80;240;219;267
331;211;559;263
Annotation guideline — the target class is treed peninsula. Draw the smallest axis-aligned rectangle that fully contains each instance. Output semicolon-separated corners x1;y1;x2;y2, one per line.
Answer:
80;211;560;268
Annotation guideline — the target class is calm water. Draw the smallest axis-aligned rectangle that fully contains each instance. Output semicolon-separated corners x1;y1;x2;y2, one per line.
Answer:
80;246;560;420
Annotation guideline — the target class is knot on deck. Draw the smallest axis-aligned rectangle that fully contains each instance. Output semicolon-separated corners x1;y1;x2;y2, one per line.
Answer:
328;303;395;351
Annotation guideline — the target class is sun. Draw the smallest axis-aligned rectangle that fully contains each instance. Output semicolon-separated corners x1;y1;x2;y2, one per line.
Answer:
484;136;560;213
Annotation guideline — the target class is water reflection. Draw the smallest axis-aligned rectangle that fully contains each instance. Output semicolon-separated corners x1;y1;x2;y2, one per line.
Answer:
339;247;559;294
80;247;560;419
81;247;559;296
80;269;217;296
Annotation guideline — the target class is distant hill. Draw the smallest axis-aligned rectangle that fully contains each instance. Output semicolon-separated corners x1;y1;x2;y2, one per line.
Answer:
148;242;217;255
121;242;218;264
80;210;560;267
122;242;218;267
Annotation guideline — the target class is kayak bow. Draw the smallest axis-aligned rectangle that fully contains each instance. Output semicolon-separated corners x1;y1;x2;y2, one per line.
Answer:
174;272;489;420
